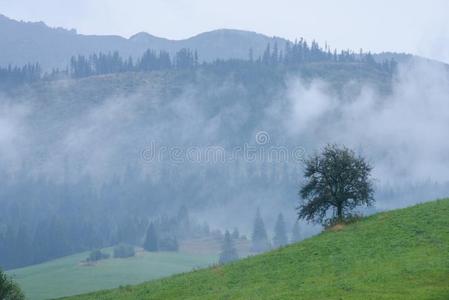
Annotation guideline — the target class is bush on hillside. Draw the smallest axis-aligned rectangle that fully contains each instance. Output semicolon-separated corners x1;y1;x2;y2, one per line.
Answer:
0;268;25;300
113;244;135;258
86;249;110;262
158;236;179;252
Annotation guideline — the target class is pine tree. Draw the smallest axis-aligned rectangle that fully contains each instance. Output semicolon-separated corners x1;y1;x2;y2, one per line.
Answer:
231;227;240;239
143;222;158;252
176;205;190;239
248;48;254;62
291;222;301;243
262;44;271;65
271;42;279;64
273;213;288;248
251;208;270;253
159;236;179;251
219;230;238;264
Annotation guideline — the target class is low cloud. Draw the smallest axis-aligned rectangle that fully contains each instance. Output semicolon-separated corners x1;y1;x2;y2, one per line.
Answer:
284;60;449;207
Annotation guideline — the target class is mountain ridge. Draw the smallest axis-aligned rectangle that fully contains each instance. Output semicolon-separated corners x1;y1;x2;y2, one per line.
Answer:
1;13;447;80
2;14;442;72
0;14;289;69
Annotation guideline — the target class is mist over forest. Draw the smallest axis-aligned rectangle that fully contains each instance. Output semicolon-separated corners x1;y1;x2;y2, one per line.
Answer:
1;12;449;296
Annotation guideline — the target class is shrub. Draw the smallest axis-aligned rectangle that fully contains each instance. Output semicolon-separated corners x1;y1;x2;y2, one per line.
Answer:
0;269;25;300
143;223;158;252
158;236;179;252
113;244;135;258
86;249;110;262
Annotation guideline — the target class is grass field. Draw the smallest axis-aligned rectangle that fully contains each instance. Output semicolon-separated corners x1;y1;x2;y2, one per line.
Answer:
7;248;217;300
63;199;449;300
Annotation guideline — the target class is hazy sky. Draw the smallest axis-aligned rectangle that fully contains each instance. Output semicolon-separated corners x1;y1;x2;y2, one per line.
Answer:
1;0;449;62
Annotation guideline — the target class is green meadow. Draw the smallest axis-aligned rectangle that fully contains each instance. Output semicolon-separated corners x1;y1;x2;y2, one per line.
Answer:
7;249;216;300
64;199;449;300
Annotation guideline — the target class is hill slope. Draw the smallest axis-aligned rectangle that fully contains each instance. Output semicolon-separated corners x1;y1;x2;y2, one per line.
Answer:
64;199;449;300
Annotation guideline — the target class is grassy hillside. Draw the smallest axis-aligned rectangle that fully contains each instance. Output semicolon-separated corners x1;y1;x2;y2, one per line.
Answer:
7;249;216;300
64;199;449;300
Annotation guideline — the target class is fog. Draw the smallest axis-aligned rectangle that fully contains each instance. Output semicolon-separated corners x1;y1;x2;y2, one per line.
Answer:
284;60;449;209
0;59;448;238
287;61;449;181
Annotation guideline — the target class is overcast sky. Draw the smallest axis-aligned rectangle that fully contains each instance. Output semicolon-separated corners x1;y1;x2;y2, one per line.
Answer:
1;0;449;63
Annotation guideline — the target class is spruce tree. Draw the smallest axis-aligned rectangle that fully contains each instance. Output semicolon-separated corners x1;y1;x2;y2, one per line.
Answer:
176;205;190;239
291;222;301;243
251;208;270;253
231;227;240;239
219;230;239;264
143;222;158;252
273;213;288;248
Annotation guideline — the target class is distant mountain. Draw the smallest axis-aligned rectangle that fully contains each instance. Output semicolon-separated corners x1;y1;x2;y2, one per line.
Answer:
0;14;288;70
0;14;446;73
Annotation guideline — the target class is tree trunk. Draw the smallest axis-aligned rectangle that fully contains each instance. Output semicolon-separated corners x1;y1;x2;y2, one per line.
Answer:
336;204;343;221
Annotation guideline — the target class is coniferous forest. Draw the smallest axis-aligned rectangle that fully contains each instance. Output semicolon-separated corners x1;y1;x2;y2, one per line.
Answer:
1;5;449;300
0;39;396;90
0;38;402;270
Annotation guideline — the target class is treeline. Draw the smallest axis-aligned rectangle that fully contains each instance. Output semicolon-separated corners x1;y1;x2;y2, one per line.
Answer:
0;63;41;88
0;199;210;269
216;209;302;264
0;158;296;270
0;176;299;270
68;40;396;78
0;48;200;87
69;49;199;78
259;39;396;73
0;40;396;88
250;209;301;253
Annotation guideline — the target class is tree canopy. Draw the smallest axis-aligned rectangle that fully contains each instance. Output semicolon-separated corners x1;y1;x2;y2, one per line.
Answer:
298;144;374;224
0;268;25;300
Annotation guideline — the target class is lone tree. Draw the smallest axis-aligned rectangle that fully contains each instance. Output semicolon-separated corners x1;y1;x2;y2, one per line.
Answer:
272;213;288;248
143;222;158;252
298;144;374;224
219;230;239;264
